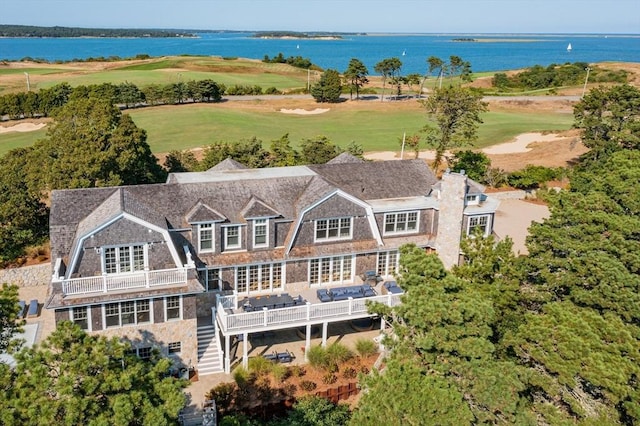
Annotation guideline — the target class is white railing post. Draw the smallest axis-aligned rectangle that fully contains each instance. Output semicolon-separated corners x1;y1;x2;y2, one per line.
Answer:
145;268;150;288
306;302;311;321
348;297;353;315
263;308;268;326
102;273;108;293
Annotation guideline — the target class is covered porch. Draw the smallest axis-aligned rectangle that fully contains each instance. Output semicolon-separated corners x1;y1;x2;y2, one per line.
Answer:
212;281;402;373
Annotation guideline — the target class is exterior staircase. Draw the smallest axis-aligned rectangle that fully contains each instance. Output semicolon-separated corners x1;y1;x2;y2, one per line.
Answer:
196;322;223;376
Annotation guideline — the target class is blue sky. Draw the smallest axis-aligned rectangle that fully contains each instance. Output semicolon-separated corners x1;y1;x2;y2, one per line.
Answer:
3;0;639;34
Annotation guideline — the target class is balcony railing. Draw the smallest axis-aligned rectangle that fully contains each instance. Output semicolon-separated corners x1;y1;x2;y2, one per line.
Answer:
60;268;189;296
216;293;402;334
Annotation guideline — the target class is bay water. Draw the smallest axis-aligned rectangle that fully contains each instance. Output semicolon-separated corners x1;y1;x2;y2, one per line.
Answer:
1;32;639;74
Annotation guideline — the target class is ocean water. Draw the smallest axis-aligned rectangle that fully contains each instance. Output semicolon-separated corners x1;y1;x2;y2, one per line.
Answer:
0;32;638;74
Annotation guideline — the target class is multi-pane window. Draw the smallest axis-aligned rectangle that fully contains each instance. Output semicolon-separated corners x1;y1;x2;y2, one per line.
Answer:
168;342;181;354
253;219;268;247
202;268;220;291
237;268;247;293
466;195;479;205
121;301;135;325
166;296;181;320
199;223;214;252
105;303;120;328
103;245;146;274
377;251;399;277
315;217;352;241
309;256;353;285
104;300;151;328
72;307;89;330
235;263;283;294
137;300;150;323
468;215;490;237
384;212;419;235
138;347;152;360
224;226;241;250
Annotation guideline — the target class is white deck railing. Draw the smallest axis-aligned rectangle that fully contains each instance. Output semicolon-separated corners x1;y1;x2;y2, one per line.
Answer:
216;293;402;334
60;268;189;296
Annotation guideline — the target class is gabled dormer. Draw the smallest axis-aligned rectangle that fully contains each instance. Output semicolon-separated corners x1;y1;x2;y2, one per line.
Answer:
241;196;281;250
186;200;227;253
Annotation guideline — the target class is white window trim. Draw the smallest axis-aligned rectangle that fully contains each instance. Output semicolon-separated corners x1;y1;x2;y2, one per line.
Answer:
253;219;269;249
383;211;420;236
198;223;215;253
101;244;148;275
71;306;91;332
164;295;182;321
223;225;242;251
308;255;355;286
466;194;480;206
102;299;152;329
235;262;284;295
314;217;353;242
467;214;491;237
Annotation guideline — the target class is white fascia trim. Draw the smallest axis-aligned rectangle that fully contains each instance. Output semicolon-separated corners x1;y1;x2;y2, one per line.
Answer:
67;212;183;280
285;189;382;255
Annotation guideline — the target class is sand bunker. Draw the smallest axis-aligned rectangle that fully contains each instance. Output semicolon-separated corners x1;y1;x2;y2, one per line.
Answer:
364;132;571;161
0;122;47;134
481;132;570;155
280;108;330;115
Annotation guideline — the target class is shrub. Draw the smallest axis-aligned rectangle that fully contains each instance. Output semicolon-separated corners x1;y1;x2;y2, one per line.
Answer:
233;366;252;388
281;383;297;398
264;86;281;94
355;338;378;358
206;382;236;415
289;365;306;377
300;380;317;391
507;165;565;189
342;367;358;379
326;342;354;364
322;373;338;385
271;363;290;382
360;366;370;375
307;345;329;370
248;356;273;376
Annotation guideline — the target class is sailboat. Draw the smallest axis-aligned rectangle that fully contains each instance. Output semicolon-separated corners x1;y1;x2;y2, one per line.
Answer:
567;43;572;52
402;49;406;56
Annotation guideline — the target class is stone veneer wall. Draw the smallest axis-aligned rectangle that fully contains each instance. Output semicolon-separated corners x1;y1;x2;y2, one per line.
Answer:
0;263;51;287
434;172;467;269
95;318;198;369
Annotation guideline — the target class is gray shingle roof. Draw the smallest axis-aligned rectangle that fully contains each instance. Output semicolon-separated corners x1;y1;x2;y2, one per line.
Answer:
50;158;441;261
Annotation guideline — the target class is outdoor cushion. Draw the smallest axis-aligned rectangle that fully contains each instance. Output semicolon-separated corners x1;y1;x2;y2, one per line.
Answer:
27;299;38;318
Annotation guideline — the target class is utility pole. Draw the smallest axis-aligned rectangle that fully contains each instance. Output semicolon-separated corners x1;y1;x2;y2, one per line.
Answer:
24;72;30;91
582;67;591;98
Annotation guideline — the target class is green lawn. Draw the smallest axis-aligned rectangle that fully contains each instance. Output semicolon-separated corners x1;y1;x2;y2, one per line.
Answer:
0;104;573;157
0;128;47;156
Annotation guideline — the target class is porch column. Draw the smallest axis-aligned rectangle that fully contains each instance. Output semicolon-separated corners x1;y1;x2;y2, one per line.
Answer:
304;324;311;361
242;332;249;369
224;334;231;374
321;322;328;347
380;316;386;331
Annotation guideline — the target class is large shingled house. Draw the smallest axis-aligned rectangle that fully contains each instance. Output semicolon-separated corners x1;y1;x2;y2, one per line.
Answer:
46;154;499;374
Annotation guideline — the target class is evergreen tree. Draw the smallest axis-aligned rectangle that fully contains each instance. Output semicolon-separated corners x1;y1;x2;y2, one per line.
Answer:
310;69;342;103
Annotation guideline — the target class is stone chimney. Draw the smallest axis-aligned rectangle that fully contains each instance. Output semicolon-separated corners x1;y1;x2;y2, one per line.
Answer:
435;171;467;269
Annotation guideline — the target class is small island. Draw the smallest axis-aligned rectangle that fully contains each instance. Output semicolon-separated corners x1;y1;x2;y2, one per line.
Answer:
0;24;195;38
452;38;478;42
253;31;346;40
